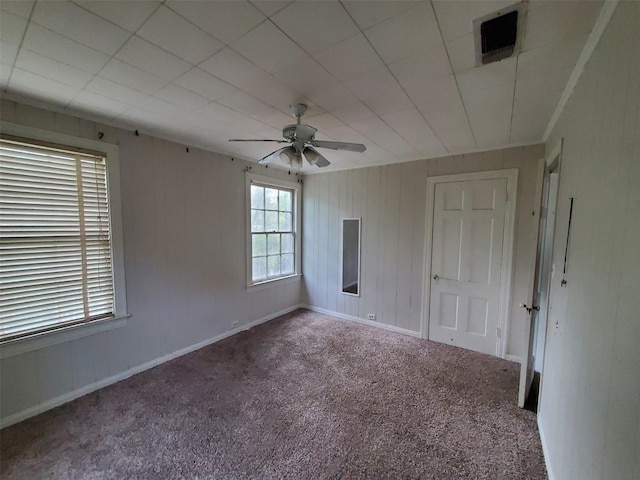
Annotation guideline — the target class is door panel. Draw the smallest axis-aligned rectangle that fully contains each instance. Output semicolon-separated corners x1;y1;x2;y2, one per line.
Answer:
429;178;507;356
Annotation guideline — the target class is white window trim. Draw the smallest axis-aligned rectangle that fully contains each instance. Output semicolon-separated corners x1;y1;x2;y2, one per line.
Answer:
0;121;128;353
246;172;302;288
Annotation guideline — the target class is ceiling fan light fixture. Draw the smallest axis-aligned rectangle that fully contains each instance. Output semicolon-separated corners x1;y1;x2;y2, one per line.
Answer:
278;146;297;165
303;147;319;165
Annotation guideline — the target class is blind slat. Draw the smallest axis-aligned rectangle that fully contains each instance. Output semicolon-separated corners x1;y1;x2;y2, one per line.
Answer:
0;139;114;341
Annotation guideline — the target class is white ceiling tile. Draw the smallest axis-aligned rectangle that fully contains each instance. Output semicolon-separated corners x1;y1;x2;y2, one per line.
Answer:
15;49;93;88
364;3;441;64
200;47;270;90
515;66;573;100
314;34;386;82
455;57;517;94
362;87;415;117
1;1;34;19
135;96;188;117
174;68;236;101
518;34;589;75
344;67;402;102
303;113;344;133
32;1;130;55
342;1;420;30
0;41;19;67
74;0;160;33
351;115;389;136
445;33;476;73
512;89;562;122
100;58;167;94
166;0;265;44
332;102;376;125
22;23;110;74
241;74;299;111
136;6;224;65
84;76;149;105
69;90;131;119
370;129;420;158
271;2;359;55
250;108;295;129
509;110;548;144
523;1;603;51
8;68;81;105
1;10;28;45
217;90;272;117
273;57;338;96
116;36;192;81
381;108;447;155
306;83;359;112
153;83;210;111
388;44;451;88
231;21;307;74
250;1;293;18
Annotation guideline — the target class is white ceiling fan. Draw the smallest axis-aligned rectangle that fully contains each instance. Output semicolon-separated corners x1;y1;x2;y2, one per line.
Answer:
229;103;366;168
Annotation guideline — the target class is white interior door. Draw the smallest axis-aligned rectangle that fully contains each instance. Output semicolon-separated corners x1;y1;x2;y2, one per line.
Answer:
428;178;507;356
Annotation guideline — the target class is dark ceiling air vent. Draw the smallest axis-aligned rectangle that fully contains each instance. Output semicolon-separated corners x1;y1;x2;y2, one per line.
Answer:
474;2;527;66
481;10;518;64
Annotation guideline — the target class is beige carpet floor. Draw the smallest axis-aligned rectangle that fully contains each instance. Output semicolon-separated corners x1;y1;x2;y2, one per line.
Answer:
1;309;547;479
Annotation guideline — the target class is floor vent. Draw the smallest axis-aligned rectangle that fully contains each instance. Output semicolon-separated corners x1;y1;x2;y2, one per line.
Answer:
474;2;527;66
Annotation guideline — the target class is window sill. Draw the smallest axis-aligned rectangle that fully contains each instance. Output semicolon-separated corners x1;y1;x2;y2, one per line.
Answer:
0;314;130;359
248;274;302;291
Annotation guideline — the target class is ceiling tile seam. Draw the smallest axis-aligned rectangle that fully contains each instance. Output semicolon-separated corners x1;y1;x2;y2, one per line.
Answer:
341;1;448;154
429;0;478;149
161;1;239;51
63;1;172;117
248;0;289;19
338;0;419;31
508;55;521;144
542;0;620;142
3;0;37;93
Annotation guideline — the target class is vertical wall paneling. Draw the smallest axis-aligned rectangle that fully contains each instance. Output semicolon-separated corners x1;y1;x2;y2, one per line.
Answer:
303;145;542;355
539;2;640;479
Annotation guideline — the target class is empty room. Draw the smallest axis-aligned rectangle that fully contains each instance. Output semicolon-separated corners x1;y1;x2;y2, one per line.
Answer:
0;1;638;478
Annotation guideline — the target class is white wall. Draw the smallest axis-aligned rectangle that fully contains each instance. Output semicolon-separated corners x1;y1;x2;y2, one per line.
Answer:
0;100;301;425
301;144;543;359
539;2;640;479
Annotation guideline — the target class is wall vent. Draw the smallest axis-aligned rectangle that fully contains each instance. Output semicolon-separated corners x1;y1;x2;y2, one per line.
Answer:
474;2;527;66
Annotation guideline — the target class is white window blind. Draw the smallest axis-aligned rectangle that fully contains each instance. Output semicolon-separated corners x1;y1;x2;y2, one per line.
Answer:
0;137;114;342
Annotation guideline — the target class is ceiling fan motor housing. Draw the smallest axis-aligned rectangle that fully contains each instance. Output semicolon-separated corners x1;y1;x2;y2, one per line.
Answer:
282;125;297;142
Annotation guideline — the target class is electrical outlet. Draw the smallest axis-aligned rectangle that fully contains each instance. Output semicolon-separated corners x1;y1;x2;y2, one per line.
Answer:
367;314;376;320
231;321;239;328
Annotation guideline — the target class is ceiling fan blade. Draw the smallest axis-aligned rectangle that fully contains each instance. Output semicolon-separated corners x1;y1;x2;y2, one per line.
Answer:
303;147;331;168
258;147;288;164
229;139;287;143
311;140;366;153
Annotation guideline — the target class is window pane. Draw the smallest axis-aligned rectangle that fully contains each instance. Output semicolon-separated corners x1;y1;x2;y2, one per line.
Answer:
265;188;278;210
281;254;294;275
251;209;264;232
267;233;280;255
251;185;264;209
267;255;280;277
279;190;292;211
252;257;267;281
265;211;278;231
281;233;293;254
279;212;292;231
252;234;266;257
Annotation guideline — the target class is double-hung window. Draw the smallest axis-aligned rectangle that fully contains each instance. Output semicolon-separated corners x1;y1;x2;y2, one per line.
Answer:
247;173;301;285
0;134;124;343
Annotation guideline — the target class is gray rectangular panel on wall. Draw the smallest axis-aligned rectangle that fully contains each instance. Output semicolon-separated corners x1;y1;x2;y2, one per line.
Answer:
341;218;361;296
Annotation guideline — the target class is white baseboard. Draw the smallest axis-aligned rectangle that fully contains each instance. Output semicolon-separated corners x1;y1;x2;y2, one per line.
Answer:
537;414;554;480
0;304;301;429
301;304;421;338
505;353;522;363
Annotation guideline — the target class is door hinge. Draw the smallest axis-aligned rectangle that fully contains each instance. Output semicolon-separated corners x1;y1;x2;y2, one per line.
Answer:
496;327;501;338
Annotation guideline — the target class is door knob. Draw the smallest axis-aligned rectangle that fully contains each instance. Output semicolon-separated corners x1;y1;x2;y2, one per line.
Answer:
433;274;439;281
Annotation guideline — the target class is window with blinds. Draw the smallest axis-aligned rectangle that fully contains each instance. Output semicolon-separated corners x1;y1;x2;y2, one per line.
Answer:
0;137;114;342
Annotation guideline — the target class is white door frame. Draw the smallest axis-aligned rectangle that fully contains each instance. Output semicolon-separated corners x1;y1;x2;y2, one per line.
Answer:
421;169;519;358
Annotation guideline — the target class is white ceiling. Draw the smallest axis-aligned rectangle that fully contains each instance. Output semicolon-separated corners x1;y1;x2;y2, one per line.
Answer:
0;0;604;172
